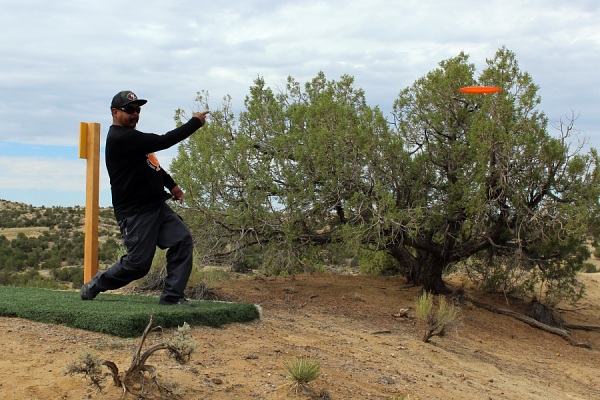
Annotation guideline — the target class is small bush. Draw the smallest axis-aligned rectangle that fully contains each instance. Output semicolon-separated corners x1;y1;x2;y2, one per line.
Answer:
581;262;597;273
283;356;321;395
66;316;196;398
52;266;84;287
185;268;230;300
65;351;105;389
165;322;197;364
415;292;460;343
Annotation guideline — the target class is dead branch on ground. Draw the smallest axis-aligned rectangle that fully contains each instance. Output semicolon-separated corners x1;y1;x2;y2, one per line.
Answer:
66;314;197;399
470;299;591;348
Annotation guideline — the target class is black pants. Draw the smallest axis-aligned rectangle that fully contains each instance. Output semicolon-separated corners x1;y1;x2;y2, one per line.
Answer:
94;203;193;302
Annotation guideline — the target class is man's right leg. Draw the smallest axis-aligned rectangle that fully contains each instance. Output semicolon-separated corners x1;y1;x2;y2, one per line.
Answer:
81;208;161;299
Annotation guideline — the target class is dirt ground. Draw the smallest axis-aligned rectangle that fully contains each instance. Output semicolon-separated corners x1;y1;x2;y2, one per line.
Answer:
1;272;599;400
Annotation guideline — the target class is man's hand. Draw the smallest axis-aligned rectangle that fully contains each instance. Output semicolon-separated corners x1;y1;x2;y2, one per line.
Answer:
192;111;210;126
170;185;185;204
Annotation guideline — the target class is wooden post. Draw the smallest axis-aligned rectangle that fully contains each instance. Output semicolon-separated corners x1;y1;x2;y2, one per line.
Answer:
79;122;101;283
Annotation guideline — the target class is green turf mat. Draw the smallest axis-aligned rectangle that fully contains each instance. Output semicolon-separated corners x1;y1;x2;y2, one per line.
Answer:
0;286;260;337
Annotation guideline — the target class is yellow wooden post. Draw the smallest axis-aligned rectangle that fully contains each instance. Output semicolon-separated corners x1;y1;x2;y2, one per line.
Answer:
79;122;101;283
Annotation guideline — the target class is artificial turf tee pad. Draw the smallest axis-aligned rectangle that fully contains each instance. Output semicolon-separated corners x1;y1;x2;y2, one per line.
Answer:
0;286;260;337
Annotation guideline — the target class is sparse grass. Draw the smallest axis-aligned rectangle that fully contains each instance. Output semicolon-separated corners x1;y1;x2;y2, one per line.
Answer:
415;292;460;343
196;267;230;282
283;356;321;395
132;253;231;298
0;226;49;240
92;338;133;351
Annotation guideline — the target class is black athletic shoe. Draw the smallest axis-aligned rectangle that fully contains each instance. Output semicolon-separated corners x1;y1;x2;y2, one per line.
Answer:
159;297;195;307
80;280;98;300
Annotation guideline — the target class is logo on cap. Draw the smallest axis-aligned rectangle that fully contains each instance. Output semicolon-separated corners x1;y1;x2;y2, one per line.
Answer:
127;92;138;101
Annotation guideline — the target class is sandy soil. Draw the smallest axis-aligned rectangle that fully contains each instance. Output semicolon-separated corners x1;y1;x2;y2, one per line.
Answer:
1;273;599;400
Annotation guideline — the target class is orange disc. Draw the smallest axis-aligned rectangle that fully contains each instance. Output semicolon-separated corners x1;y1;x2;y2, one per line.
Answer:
459;86;502;94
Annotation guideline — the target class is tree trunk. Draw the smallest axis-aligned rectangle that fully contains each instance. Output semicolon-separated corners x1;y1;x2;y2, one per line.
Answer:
391;246;450;294
414;262;451;294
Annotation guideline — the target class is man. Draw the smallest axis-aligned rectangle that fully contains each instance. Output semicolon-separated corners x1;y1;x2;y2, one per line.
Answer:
80;90;209;306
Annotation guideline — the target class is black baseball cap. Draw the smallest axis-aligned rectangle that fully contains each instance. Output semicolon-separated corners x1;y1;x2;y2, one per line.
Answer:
110;90;147;109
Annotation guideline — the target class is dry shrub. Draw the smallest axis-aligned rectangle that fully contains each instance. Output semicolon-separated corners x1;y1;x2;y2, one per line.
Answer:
65;315;196;398
415;292;460;342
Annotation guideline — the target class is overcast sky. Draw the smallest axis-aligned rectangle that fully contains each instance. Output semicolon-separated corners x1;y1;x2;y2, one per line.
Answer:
1;0;598;208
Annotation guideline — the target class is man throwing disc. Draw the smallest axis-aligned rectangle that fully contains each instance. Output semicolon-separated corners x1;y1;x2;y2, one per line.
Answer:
80;90;209;306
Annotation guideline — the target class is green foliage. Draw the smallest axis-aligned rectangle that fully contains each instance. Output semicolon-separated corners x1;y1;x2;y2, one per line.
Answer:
232;244;263;273
98;238;120;263
173;75;394;277
184;267;231;300
0;204;84;228
283;356;321;392
0;202;120;285
52;266;84;288
0;286;260;337
171;47;600;302
0;269;66;288
391;46;600;297
133;248;231;299
358;249;397;275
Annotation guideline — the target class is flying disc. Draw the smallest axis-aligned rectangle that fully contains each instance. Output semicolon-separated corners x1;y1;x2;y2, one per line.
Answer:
459;86;502;94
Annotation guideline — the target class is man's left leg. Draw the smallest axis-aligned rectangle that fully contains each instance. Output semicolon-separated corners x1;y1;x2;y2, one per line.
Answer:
157;204;194;304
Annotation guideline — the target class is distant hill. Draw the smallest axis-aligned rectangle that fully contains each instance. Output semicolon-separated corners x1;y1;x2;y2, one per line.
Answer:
0;200;120;289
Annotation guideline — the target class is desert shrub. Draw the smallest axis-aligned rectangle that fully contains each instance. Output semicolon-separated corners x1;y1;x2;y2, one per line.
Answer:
2;269;64;289
260;246;321;276
41;255;62;270
132;247;232;298
65;351;105;389
165;322;197;364
415;292;460;343
98;238;120;263
52;266;83;285
185;268;230;300
66;316;196;397
462;256;527;295
283;356;321;395
581;262;597;273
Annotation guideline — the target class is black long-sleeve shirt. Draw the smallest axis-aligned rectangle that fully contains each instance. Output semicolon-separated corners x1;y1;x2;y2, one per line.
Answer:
105;117;203;221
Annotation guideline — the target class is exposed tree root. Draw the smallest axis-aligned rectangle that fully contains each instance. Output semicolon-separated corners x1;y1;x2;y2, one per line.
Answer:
562;323;600;332
470;299;591;348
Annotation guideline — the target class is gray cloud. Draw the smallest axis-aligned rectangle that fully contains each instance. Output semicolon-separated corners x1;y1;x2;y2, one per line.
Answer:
0;0;599;205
